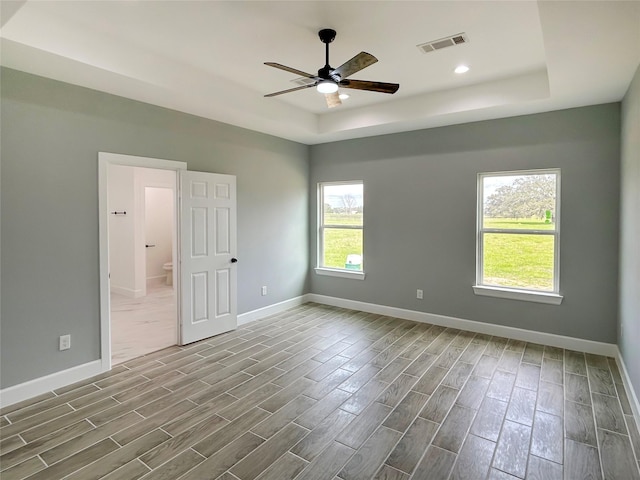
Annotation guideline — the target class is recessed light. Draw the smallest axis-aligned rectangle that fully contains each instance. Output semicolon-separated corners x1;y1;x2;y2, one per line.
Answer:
454;65;470;74
339;93;350;100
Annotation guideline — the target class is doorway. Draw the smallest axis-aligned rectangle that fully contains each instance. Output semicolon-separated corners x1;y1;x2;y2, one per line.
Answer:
107;166;178;364
98;152;238;373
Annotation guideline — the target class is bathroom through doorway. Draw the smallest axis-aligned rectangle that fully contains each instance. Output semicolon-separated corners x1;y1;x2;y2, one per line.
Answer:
107;165;178;364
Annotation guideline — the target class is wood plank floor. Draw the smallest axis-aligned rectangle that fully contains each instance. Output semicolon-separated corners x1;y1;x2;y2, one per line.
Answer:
2;303;639;480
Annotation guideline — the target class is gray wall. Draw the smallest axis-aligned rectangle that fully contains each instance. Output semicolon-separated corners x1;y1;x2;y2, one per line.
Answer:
0;68;309;388
0;65;626;394
310;104;620;343
620;64;640;402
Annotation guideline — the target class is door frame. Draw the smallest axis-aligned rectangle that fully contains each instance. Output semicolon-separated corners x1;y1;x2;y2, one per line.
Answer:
98;152;186;372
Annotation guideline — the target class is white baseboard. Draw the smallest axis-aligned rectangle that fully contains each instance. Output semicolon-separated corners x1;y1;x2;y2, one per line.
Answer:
1;294;622;411
146;276;170;288
110;285;144;298
1;297;308;409
238;294;310;326
0;360;104;409
615;348;640;433
307;294;618;357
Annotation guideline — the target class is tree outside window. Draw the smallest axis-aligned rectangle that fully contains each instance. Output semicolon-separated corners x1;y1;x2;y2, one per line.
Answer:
478;170;560;293
318;182;363;271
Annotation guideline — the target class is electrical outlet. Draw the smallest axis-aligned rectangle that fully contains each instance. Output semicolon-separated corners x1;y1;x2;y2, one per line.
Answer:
261;286;267;296
416;289;423;299
59;334;71;351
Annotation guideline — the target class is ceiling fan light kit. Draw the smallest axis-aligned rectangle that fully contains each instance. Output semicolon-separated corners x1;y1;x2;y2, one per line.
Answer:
317;80;339;94
264;28;399;108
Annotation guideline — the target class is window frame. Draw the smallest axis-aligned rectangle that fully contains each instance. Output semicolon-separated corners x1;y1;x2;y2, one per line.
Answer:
473;168;563;304
315;180;365;280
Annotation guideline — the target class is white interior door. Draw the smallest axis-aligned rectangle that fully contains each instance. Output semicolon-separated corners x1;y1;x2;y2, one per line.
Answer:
179;171;237;344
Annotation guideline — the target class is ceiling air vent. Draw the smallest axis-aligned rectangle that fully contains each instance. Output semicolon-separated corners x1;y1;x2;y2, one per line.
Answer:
417;33;468;54
291;77;316;86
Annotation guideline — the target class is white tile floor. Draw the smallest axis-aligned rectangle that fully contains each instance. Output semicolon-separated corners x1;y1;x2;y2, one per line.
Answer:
110;281;177;365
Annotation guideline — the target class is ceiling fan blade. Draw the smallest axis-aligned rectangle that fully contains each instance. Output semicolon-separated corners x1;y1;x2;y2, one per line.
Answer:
332;52;377;80
264;83;316;97
339;79;399;94
264;62;317;79
325;92;342;108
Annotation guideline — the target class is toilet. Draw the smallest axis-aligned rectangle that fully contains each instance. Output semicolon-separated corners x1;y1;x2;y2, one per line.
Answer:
162;262;173;286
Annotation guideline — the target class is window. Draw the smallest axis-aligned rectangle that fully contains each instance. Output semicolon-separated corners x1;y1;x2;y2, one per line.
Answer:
316;181;364;279
474;169;562;304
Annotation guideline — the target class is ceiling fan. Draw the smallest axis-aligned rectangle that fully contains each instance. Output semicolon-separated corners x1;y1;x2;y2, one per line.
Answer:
264;28;399;108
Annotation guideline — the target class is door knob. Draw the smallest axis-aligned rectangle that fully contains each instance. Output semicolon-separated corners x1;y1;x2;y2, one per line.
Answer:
231;258;238;263
145;244;156;248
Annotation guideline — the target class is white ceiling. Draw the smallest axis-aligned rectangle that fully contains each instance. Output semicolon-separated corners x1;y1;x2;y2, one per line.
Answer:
1;1;639;145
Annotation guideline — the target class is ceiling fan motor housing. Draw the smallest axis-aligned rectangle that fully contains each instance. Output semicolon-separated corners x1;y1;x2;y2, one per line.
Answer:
318;65;341;82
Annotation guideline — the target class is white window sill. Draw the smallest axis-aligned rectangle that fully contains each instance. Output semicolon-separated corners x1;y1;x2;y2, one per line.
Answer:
315;268;366;280
472;285;563;305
